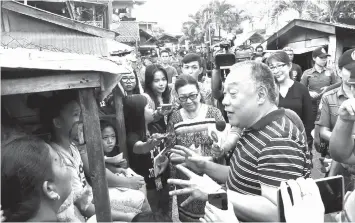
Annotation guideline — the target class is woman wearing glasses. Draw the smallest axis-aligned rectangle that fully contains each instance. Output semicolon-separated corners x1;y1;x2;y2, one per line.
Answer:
267;51;313;148
120;71;142;96
167;75;225;222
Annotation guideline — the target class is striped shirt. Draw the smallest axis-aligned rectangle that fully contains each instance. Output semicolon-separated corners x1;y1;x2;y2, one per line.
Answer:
227;109;311;195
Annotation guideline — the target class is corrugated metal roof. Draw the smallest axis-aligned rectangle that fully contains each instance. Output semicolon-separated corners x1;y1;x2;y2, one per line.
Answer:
112;21;140;43
296;19;355;30
1;32;109;56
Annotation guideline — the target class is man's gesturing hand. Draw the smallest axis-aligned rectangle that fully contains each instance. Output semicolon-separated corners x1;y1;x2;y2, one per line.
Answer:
171;145;211;174
168;164;221;207
338;98;355;121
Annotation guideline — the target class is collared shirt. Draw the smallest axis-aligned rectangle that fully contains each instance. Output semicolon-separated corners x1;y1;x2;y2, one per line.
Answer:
300;67;338;94
316;86;355;176
226;109;311;195
316;85;351;130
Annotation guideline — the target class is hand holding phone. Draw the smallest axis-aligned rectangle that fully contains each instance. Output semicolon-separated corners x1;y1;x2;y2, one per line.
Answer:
278;176;343;222
158;104;173;116
200;200;238;223
208;192;228;210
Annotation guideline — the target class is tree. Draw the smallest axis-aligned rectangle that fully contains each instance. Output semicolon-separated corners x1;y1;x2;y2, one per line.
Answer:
180;0;249;44
270;0;355;27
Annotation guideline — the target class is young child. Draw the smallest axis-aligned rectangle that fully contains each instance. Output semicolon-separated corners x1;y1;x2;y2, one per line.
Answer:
39;90;148;222
100;120;127;169
100;120;139;178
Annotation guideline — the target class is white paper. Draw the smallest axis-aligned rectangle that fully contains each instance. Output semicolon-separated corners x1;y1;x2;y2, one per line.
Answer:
104;152;123;164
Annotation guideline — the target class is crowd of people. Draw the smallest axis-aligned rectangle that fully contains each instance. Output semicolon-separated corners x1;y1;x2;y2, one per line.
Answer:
1;43;355;223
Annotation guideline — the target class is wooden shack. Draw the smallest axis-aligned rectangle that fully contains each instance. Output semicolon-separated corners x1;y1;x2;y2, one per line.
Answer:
1;48;131;222
265;19;355;70
1;0;121;56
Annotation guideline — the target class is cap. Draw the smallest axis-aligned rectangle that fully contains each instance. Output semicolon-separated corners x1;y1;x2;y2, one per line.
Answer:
340;48;355;84
312;47;330;58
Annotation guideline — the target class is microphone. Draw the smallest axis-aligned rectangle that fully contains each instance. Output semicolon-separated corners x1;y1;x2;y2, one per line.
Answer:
216;120;226;132
208;120;227;158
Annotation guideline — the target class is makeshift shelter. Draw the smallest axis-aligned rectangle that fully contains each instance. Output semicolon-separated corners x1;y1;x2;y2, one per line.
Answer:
1;0;122;57
265;19;355;70
1;48;131;222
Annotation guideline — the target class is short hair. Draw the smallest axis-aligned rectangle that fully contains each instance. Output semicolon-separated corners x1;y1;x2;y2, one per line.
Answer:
282;47;294;52
266;51;291;65
174;74;200;93
2;136;54;222
132;211;173;222
28;90;78;133
182;53;202;68
160;50;169;56
230;61;277;104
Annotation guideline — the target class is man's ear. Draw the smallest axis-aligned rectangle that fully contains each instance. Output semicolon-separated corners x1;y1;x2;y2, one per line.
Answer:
257;86;268;105
42;181;58;200
198;67;203;75
53;117;61;129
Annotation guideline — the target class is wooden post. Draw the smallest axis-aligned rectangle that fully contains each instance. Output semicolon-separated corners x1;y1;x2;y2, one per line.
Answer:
78;88;112;222
103;0;112;30
113;86;128;165
328;35;337;68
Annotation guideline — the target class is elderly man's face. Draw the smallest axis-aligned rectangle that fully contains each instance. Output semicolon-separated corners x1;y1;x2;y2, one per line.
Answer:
222;66;260;128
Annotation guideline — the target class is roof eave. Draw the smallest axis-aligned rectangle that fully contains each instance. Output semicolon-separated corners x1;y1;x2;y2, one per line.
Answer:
2;0;119;39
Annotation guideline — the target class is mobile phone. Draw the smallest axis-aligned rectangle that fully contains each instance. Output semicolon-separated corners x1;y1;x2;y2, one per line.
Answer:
208;192;228;210
278;175;344;222
161;104;172;111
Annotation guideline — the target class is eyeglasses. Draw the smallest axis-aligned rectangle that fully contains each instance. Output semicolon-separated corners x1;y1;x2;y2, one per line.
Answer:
269;64;287;71
121;77;136;83
178;93;199;102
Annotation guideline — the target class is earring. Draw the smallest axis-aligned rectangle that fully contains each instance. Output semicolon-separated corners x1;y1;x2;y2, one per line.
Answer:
54;194;61;200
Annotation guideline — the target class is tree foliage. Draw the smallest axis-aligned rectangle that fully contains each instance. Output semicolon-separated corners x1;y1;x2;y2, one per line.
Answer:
270;0;355;25
180;0;249;44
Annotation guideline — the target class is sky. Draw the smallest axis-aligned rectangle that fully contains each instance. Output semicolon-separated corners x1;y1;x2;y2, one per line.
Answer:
132;0;246;35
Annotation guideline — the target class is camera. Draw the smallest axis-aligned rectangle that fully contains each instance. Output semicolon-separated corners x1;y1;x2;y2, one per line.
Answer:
214;40;236;69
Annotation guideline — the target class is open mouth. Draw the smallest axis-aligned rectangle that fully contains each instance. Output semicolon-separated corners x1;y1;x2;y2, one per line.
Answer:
226;111;234;116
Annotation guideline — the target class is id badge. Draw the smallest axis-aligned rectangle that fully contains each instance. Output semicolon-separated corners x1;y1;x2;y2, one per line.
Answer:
155;177;163;191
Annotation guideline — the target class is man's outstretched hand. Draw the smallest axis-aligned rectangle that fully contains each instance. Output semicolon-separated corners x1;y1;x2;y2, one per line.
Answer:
171;145;211;174
168;164;221;207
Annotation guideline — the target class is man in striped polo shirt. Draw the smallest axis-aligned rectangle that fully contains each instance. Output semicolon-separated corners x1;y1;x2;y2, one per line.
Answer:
169;61;311;222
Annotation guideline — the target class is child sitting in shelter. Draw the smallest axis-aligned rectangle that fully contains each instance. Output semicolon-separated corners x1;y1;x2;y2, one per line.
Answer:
36;90;149;222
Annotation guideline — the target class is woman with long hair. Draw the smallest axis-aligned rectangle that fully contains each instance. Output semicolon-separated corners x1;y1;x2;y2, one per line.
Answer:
124;95;171;215
167;74;225;222
267;51;313;148
120;71;141;96
144;64;173;131
1;136;72;222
